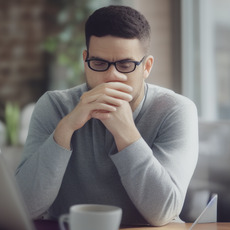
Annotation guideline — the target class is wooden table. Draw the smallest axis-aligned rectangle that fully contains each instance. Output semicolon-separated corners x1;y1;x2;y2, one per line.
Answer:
34;220;230;230
121;222;230;230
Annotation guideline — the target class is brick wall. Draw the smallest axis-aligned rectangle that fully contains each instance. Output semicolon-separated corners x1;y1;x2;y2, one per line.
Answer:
0;0;59;121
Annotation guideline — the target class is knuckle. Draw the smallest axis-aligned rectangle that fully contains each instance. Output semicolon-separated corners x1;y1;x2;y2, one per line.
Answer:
80;92;88;103
97;94;105;101
102;86;110;94
117;99;124;106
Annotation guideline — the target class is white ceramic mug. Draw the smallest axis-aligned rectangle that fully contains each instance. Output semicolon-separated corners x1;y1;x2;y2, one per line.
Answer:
59;204;122;230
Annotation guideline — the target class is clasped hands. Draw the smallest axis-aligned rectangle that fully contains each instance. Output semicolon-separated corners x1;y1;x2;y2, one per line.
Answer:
70;82;133;130
65;81;141;151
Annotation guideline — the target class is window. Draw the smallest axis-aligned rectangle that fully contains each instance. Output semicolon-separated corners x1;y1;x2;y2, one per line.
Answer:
181;0;230;120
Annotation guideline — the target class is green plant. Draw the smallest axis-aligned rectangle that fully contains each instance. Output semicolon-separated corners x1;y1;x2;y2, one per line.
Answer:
5;102;20;146
43;0;94;87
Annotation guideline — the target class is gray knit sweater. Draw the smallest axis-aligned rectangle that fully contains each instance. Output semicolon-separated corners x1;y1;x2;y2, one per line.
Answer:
16;83;198;226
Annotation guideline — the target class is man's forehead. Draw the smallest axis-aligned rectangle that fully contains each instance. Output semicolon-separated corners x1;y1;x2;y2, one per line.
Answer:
88;35;144;60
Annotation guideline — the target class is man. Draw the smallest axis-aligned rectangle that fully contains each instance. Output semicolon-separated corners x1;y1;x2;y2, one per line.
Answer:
16;5;198;227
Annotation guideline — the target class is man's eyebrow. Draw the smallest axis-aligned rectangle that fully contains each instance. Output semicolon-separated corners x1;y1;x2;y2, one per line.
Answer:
89;56;106;61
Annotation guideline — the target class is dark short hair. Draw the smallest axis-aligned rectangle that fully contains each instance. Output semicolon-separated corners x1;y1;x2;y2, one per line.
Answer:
85;5;151;53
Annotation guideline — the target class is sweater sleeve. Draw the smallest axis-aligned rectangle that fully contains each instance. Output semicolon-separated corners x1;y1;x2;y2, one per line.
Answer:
110;99;198;226
15;92;72;219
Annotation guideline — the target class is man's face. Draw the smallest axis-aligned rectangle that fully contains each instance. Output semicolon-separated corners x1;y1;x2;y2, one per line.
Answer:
83;35;153;110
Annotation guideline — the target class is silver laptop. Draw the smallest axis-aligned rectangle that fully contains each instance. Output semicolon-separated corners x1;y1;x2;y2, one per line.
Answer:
189;193;218;229
0;149;35;230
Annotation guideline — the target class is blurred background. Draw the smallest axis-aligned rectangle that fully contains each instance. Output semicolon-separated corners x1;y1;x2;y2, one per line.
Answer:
0;0;230;222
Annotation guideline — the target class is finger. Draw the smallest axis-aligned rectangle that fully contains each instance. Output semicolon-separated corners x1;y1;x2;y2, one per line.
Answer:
89;102;117;112
105;82;133;93
91;110;110;120
96;95;123;107
101;88;133;101
81;87;132;104
80;93;100;104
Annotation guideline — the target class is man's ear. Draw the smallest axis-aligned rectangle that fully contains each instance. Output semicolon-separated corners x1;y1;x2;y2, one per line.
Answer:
83;50;87;61
143;55;154;79
83;50;88;71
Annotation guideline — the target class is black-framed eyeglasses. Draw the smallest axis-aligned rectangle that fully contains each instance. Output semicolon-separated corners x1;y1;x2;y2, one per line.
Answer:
85;55;146;73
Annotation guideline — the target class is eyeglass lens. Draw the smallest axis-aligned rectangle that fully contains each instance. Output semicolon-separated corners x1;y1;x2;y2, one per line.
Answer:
89;60;136;73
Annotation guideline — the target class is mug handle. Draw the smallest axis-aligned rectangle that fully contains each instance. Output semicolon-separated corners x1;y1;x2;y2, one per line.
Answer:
59;214;69;230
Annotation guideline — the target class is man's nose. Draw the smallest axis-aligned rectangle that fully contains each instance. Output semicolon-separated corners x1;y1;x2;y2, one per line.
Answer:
104;65;127;82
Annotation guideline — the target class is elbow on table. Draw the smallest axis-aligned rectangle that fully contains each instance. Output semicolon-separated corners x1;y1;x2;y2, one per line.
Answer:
143;198;182;226
146;214;175;227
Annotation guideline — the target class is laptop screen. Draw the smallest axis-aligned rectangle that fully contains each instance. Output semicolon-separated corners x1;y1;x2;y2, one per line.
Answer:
0;149;35;230
189;194;218;230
